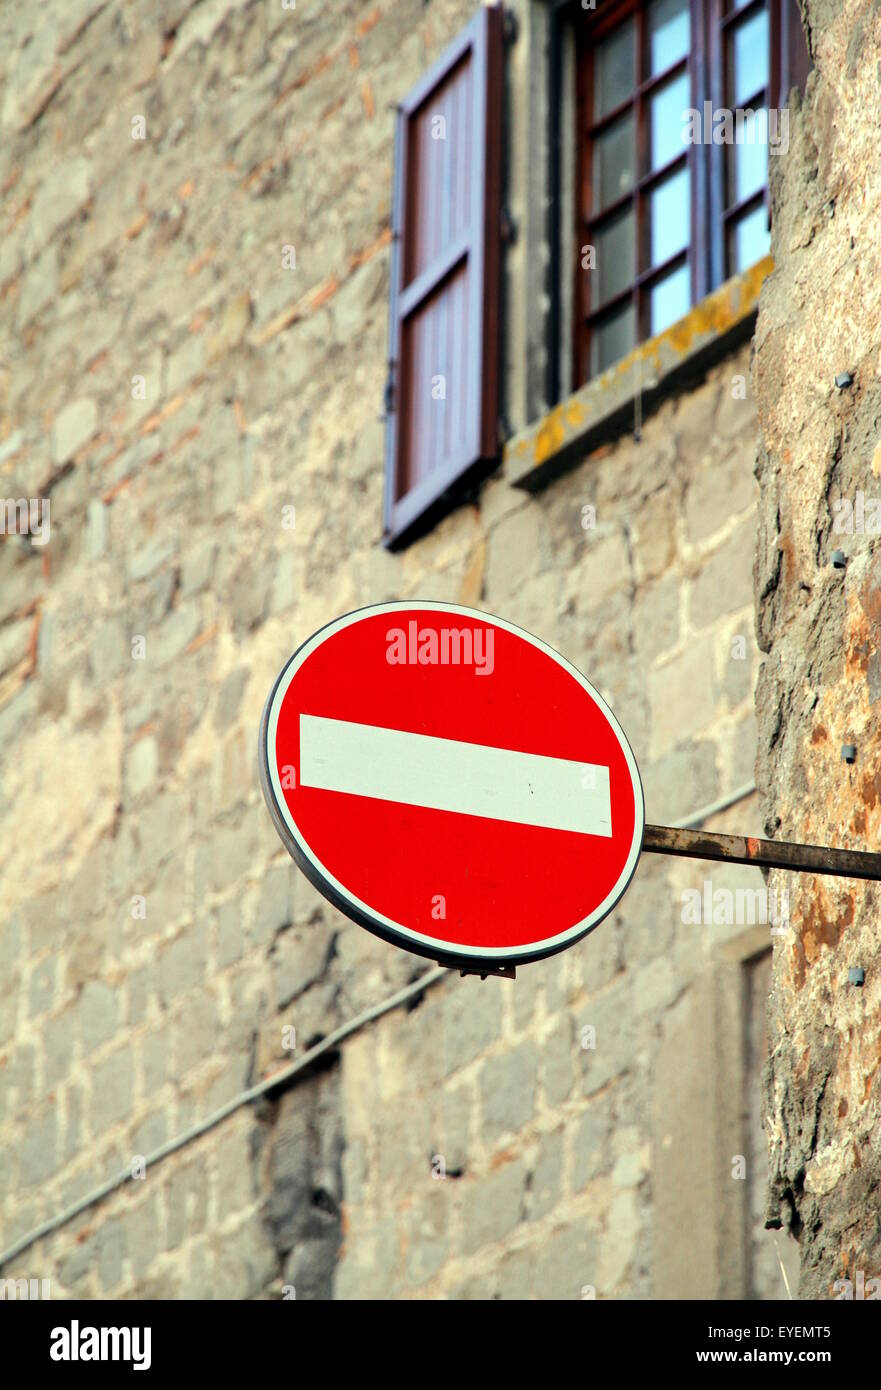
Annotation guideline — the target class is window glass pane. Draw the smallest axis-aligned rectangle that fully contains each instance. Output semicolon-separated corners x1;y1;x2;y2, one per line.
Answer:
648;0;690;76
593;18;636;120
728;202;770;272
648;166;690;266
728;109;768;202
729;7;769;106
595;208;636;307
649;72;690;170
593;112;635;210
650;262;690;334
592;301;636;374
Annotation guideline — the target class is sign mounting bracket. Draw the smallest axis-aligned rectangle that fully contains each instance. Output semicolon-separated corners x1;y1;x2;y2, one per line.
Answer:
642;824;881;881
452;961;517;980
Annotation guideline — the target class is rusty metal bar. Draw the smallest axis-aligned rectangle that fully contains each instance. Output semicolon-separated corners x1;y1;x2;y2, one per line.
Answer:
642;824;881;882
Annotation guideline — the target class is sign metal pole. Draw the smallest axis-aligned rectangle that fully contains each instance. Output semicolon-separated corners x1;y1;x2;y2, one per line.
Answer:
642;824;881;882
464;827;881;979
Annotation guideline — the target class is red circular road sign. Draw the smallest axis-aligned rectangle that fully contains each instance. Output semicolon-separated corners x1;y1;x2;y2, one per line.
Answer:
259;602;644;968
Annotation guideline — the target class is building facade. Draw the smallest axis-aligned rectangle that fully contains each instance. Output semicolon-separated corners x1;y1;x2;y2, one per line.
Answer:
0;0;846;1299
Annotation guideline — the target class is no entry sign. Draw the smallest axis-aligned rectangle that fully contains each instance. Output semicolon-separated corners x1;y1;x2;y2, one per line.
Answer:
259;602;644;968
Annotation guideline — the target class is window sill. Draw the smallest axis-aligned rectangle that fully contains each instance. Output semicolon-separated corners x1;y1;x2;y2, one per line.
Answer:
504;256;772;491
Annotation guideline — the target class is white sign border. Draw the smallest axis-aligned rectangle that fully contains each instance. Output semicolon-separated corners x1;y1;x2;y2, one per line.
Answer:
259;600;645;967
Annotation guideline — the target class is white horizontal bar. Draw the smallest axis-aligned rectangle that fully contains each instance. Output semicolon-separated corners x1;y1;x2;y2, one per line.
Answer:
299;714;612;836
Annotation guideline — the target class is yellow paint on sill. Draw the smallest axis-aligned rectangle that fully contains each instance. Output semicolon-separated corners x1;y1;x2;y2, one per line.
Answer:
508;256;773;474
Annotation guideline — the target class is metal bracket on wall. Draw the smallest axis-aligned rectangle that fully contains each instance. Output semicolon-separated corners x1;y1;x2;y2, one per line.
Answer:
642;824;881;881
435;959;517;979
456;962;517;979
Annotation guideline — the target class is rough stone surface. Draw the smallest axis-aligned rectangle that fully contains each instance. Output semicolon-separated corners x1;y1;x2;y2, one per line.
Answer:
752;0;881;1299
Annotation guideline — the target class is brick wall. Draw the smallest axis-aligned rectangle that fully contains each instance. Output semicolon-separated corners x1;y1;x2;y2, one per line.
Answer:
1;0;785;1298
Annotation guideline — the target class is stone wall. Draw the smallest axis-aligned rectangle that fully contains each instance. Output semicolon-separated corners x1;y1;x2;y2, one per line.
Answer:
753;0;881;1300
1;0;783;1298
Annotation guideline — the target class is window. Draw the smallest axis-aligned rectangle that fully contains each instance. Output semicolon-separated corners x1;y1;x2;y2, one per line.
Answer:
574;0;810;385
385;0;810;535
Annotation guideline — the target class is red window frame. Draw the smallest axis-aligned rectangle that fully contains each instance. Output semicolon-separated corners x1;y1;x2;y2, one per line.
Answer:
574;0;810;387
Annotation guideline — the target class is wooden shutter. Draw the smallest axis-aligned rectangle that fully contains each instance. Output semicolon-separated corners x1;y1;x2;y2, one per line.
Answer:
383;4;504;548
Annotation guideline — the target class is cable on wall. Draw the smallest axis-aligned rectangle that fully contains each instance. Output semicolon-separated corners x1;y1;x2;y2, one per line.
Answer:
0;783;759;1269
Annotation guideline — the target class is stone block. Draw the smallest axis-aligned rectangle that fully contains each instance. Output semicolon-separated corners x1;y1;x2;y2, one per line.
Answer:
485;503;548;604
214;1122;256;1221
151;603;202;668
62;1084;83;1162
121;1191;161;1273
461;1159;528;1255
632;490;677;584
173;991;219;1072
28;156;91;254
715;380;756;439
216;898;243;967
533;1221;598;1300
254;863;295;946
28;954;57;1018
78;979;118;1054
166;1160;210;1251
720;629;755;706
527;1128;563;1222
283;1235;340;1301
633;574;682;663
649;637;717;757
127;534;177;583
575;526;632;609
2;23;65;132
576;981;635;1097
685;441;757;544
479;1041;539;1140
443;978;505;1076
18;1104;58;1186
542;1016;575;1108
97;1217;127;1293
142;1029;167;1093
434;1083;471;1177
273;925;332;1009
641;739;719;824
131;1108;166;1156
731;710;758;786
124;735;159;800
44;1007;75;1084
596;1188;640;1291
672;373;721;454
90;1047;134;1131
17;242;57;326
689;518;755;630
158;925;208;1006
497;1244;536;1299
573;1092;615;1190
52;397;97;463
